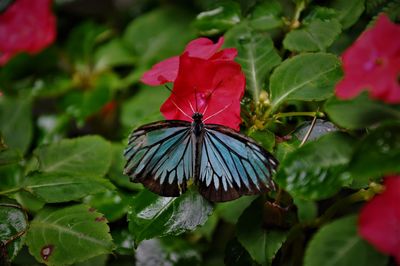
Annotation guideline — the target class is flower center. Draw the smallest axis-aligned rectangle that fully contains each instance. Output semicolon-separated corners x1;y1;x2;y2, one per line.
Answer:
374;57;384;66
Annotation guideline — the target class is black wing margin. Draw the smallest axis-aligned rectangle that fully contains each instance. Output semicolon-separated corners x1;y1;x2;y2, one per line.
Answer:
197;124;278;202
124;120;194;197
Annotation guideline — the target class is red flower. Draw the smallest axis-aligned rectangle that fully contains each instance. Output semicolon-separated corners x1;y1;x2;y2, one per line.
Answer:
359;176;400;264
160;53;245;130
335;14;400;104
141;37;237;85
0;0;56;65
141;37;245;131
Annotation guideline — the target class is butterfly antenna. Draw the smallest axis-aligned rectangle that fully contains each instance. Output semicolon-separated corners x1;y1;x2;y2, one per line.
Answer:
171;99;192;120
203;101;233;123
164;85;195;114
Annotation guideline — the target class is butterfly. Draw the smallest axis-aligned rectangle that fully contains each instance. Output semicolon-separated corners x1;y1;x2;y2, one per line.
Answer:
124;110;278;202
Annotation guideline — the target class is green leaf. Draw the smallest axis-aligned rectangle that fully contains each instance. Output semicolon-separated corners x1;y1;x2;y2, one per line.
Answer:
329;0;365;29
276;132;354;200
249;0;283;30
26;204;114;265
283;19;342;52
107;143;143;191
270;53;342;111
324;93;400;130
224;24;281;102
111;229;134;255
349;123;400;186
0;96;32;154
304;215;388;266
94;39;136;71
0;198;28;261
225;238;258;266
23;172;114;203
0;148;21;166
293;197;317;223
128;189;213;245
248;129;275;152
35;135;112;177
216;196;257;224
194;2;241;35
135;238;201;266
83;189;130;222
121;86;169;131
123;7;195;74
237;199;288;265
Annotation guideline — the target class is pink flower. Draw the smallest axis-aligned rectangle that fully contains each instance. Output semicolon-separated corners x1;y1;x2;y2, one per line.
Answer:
140;37;237;85
0;0;56;66
359;176;400;264
141;37;245;131
335;14;400;104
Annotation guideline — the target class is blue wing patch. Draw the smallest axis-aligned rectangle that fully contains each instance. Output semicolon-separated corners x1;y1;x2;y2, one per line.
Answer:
124;121;194;197
197;125;277;201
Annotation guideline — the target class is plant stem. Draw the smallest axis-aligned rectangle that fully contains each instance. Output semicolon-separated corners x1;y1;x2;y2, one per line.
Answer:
274;111;324;119
0;187;22;195
291;1;305;29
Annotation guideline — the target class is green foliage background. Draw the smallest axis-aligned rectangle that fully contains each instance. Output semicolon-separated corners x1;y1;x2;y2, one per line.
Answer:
0;0;399;265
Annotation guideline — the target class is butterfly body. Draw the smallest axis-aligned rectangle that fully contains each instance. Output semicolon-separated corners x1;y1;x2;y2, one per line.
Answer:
124;112;278;202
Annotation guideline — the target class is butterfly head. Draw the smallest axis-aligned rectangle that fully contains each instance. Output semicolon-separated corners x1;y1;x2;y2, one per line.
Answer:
192;112;203;122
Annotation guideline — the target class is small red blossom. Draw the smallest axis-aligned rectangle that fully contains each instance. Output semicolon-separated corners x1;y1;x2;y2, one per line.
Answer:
359;176;400;264
141;37;237;85
160;53;245;131
0;0;56;65
335;14;400;104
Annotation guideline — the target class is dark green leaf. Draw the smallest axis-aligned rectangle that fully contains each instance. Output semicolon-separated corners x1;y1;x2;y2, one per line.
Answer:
194;2;241;35
216;196;257;224
270;53;342;111
293;197;317;223
249;0;283;30
329;0;365;29
26;204;114;265
123;7;195;77
0;148;21;166
276;132;354;200
324;93;400;130
0;198;28;261
112;229;134;255
224;24;281;102
0;96;32;154
121;86;169;131
349;123;400;186
225;238;257;266
23;172;114;203
107;143;143;191
284;19;342;52
128;189;213;245
237;199;288;265
35;135;112;177
83;189;130;222
304;215;388;266
248;129;275;152
94;39;136;71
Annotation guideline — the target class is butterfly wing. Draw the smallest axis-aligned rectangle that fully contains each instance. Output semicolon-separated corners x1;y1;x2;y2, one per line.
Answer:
197;124;278;202
124;120;195;197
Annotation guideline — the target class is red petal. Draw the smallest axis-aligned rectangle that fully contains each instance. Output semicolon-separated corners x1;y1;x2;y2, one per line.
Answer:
184;37;224;59
140;56;179;85
0;0;56;65
210;48;238;61
359;176;400;263
335;14;400;104
161;53;245;131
